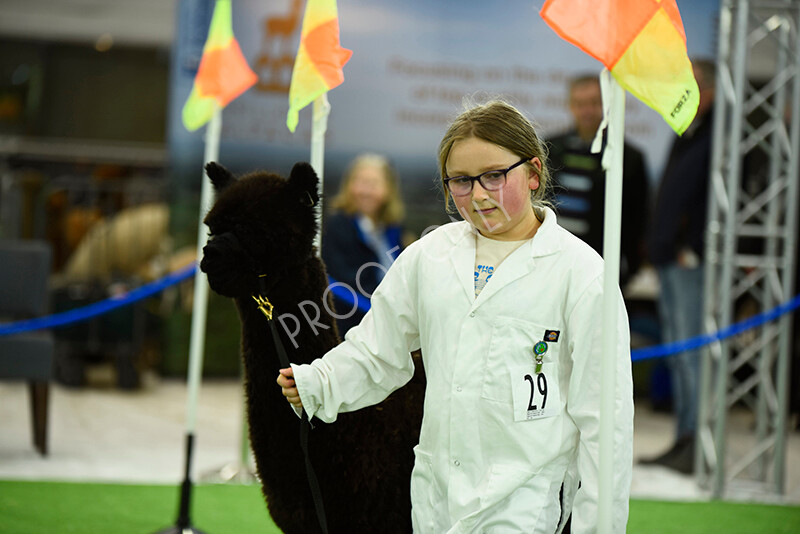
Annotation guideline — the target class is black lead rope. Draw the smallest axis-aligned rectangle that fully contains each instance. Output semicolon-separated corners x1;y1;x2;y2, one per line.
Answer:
253;281;330;534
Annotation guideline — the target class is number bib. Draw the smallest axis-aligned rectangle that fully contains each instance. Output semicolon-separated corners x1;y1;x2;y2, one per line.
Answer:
510;363;561;421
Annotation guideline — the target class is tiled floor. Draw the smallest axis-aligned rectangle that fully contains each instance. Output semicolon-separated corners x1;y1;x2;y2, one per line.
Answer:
1;371;799;505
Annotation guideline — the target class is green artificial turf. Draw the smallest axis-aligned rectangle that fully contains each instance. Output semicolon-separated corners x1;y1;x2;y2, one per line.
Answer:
0;480;281;534
627;499;800;533
1;480;799;533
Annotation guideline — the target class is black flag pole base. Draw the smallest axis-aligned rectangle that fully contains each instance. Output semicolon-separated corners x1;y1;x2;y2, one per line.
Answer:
153;433;208;534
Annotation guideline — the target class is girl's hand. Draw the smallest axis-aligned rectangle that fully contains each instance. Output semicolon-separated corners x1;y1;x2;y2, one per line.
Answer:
277;367;303;408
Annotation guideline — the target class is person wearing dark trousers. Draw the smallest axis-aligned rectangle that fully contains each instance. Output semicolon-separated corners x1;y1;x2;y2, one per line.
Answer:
641;59;716;474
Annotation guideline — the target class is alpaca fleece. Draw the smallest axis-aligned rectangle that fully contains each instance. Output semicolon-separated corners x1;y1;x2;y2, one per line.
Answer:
200;161;424;534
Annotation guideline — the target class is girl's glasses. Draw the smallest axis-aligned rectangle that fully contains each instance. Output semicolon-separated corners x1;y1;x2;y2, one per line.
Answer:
444;158;528;197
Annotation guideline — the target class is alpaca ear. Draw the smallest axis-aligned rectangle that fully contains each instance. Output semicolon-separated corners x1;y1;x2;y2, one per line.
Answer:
288;162;320;207
205;162;236;192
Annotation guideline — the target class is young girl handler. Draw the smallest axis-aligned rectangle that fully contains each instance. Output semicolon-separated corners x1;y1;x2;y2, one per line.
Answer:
277;100;634;533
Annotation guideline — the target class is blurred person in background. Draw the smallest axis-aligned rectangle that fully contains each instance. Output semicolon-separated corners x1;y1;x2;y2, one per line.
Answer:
547;74;649;287
322;153;410;336
641;59;716;474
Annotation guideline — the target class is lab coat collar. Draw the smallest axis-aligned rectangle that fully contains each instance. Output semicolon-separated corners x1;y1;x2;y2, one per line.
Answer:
445;207;563;307
528;206;563;258
442;207;562;256
446;224;477;304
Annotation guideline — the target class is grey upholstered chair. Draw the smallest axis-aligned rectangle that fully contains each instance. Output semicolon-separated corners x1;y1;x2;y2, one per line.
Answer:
0;239;55;455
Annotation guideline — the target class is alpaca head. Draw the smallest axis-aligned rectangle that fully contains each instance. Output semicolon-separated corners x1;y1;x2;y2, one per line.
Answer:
200;162;320;298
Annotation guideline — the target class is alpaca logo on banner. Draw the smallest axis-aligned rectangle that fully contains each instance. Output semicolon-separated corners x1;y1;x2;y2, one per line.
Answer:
255;0;303;93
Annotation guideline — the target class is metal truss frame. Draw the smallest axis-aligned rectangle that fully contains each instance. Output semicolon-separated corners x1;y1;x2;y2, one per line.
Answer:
698;0;800;500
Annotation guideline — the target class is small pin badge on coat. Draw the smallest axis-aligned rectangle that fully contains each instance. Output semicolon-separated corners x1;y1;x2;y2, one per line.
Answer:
544;329;560;342
533;341;547;373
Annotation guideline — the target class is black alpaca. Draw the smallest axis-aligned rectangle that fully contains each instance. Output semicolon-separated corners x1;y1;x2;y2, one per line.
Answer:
199;161;424;533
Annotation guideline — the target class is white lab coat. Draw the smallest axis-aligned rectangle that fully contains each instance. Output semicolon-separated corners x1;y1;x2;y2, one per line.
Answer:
293;208;633;533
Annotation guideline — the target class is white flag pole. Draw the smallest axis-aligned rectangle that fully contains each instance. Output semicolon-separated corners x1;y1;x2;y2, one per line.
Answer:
156;106;220;534
310;94;331;253
186;106;220;435
596;70;624;534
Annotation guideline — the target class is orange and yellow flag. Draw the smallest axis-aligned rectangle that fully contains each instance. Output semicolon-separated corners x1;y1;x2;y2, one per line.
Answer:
286;0;352;133
182;0;257;132
541;0;699;135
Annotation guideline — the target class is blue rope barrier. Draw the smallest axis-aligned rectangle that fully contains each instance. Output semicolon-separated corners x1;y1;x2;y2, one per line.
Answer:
1;262;798;364
630;293;800;362
0;263;197;336
327;276;372;313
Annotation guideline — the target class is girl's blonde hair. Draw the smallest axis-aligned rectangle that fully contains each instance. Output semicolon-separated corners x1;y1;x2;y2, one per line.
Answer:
330;153;405;225
437;99;551;217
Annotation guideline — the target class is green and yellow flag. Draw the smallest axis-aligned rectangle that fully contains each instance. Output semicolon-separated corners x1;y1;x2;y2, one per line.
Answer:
286;0;352;133
541;0;699;135
182;0;257;132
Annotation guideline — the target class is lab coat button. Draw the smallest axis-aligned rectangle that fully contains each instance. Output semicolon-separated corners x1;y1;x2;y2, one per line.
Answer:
469;312;475;318
456;386;462;392
454;460;460;467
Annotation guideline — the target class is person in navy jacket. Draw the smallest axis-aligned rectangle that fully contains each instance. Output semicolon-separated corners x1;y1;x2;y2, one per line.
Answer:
322;153;408;335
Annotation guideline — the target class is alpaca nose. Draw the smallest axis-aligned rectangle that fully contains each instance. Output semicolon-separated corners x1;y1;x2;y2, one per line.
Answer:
200;231;242;272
